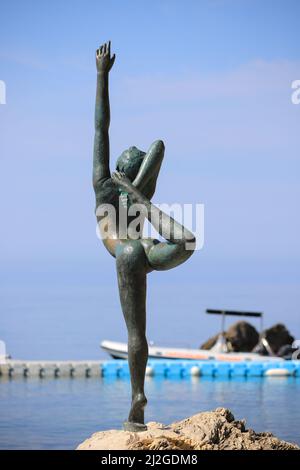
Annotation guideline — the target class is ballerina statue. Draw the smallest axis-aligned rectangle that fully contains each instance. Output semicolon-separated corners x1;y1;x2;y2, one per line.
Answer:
93;41;196;432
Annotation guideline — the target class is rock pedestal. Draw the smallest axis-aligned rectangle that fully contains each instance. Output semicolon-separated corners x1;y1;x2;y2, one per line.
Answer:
77;408;298;450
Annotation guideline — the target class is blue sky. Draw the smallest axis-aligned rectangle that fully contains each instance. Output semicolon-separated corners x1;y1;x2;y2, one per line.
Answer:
0;1;300;356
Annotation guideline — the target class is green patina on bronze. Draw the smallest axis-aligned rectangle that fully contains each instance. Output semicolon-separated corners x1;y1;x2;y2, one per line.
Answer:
93;41;196;431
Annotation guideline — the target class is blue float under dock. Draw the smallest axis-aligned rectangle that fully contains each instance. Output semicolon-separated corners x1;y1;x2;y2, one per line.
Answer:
101;360;300;378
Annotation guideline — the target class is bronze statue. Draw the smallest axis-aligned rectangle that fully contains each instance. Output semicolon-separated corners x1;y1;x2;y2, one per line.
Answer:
93;41;196;432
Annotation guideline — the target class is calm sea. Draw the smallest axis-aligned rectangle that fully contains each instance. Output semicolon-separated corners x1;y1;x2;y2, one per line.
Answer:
0;375;299;450
0;281;299;449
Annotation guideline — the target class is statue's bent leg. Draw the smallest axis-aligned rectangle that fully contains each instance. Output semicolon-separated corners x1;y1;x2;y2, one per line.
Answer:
112;175;196;271
115;240;149;431
145;239;195;271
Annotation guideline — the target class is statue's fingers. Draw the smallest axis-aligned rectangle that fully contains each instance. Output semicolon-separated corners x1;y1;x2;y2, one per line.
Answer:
107;40;111;55
100;45;104;55
110;54;116;66
112;171;120;180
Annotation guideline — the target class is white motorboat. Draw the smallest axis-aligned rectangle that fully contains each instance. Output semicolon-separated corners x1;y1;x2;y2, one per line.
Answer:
100;309;286;362
100;339;284;362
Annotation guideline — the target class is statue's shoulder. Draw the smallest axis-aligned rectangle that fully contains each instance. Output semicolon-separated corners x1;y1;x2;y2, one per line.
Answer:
94;177;118;206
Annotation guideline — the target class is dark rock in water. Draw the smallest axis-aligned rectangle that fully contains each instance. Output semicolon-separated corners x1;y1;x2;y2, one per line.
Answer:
200;333;220;351
226;321;259;352
200;321;259;352
261;323;294;354
200;321;295;355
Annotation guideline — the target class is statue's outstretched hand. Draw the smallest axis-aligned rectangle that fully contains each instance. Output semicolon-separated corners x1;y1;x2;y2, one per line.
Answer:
96;41;115;73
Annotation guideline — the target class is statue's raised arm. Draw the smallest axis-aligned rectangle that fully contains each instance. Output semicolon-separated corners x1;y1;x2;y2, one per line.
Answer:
93;41;116;188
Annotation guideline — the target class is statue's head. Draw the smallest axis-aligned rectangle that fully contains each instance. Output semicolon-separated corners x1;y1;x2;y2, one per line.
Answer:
116;146;145;181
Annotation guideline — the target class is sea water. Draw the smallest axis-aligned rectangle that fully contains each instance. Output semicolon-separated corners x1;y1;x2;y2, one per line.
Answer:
1;281;299;449
0;375;299;450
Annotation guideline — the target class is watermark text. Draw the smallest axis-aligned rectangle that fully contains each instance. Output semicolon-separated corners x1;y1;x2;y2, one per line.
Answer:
291;80;300;105
0;80;6;104
95;201;204;251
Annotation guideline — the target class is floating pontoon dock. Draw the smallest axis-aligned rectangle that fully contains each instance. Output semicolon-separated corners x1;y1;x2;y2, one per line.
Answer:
0;360;103;378
0;359;299;379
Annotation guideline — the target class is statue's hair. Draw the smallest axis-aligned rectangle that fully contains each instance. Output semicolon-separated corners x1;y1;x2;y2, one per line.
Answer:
116;146;145;181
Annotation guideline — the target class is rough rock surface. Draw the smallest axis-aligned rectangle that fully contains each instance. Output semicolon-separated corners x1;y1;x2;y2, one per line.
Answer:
226;321;259;352
77;408;299;450
261;323;294;354
200;321;259;352
200;321;295;354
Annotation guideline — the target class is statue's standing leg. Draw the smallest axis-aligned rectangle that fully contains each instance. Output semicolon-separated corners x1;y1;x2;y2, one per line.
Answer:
116;240;149;432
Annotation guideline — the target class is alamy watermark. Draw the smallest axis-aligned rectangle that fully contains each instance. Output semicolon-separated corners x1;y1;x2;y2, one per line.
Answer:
292;340;300;360
0;340;7;364
96;201;204;251
291;80;300;105
0;80;6;104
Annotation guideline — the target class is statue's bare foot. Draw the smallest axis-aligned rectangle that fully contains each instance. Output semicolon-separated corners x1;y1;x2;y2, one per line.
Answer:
128;392;147;424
